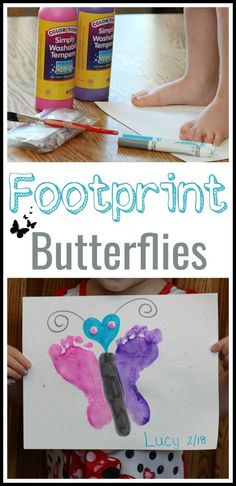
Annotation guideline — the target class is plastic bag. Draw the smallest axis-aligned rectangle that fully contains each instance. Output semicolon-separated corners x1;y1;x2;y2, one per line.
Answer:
7;108;96;153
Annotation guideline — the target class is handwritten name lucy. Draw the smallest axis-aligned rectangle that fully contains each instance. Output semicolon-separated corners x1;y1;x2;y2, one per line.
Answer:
144;432;180;450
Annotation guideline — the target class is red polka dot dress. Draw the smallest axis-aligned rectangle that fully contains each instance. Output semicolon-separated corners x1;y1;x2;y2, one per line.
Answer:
47;449;185;479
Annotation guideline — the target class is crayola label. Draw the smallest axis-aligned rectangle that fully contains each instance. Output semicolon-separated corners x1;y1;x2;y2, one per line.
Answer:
36;19;77;101
75;11;114;90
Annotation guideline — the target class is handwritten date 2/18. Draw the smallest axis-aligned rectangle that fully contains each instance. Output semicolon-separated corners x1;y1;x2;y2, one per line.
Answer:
186;434;207;447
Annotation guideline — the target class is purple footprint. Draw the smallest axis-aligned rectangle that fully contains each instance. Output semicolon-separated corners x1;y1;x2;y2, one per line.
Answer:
115;325;162;426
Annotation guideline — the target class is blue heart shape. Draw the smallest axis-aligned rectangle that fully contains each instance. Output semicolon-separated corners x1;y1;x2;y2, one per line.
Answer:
83;313;120;352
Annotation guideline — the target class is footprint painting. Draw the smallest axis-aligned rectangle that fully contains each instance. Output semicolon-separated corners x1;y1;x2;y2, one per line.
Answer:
47;300;162;436
115;326;162;426
83;314;131;437
49;336;113;429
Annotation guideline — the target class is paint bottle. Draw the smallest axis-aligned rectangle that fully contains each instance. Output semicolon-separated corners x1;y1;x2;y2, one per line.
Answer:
74;8;115;101
35;7;77;110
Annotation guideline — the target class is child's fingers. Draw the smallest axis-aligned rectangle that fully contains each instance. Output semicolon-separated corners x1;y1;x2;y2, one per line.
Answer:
219;342;229;358
219;344;229;369
221;354;229;368
8;378;16;385
8;346;32;369
7;366;23;380
211;337;229;370
211;336;229;352
7;355;29;376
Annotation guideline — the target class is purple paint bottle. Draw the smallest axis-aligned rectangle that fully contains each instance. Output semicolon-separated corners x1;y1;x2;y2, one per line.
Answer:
74;7;115;101
35;7;77;110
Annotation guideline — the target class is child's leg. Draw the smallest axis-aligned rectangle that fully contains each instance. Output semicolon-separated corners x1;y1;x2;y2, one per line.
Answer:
132;8;219;107
180;8;228;144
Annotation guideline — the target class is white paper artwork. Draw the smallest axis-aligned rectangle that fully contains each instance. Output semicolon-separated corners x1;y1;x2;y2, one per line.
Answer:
96;101;228;162
23;294;219;450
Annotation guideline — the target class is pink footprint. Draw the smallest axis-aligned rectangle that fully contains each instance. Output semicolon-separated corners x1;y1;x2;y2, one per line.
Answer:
49;336;112;429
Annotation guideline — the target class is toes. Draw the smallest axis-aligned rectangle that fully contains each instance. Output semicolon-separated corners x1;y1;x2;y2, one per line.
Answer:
186;125;196;141
151;328;163;344
126;325;147;339
126;326;139;338
145;328;162;344
179;121;194;140
61;336;74;349
48;344;62;359
131;90;148;106
203;133;214;144
132;90;148;99
118;325;161;350
121;325;149;343
191;128;205;142
131;89;160;107
138;326;148;338
83;342;93;348
212;132;225;145
179;134;189;141
74;336;83;345
180;122;206;143
128;333;136;340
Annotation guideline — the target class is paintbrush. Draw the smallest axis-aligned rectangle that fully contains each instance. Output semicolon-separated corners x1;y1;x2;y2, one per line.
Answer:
7;111;119;135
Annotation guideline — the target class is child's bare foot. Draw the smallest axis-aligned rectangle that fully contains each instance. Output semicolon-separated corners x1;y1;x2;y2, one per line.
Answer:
179;96;228;144
131;75;218;108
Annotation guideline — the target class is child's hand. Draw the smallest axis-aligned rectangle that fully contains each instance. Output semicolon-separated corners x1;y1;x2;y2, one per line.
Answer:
211;336;229;371
8;345;32;384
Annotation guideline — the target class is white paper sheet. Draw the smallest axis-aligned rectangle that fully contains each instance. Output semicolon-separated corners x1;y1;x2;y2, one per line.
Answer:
96;101;228;162
23;294;219;450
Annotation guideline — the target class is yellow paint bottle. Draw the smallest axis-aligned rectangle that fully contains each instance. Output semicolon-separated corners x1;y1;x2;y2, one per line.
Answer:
75;8;115;101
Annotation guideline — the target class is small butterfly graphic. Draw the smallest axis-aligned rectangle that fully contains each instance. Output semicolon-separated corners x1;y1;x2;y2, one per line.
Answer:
27;219;37;229
10;220;29;238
